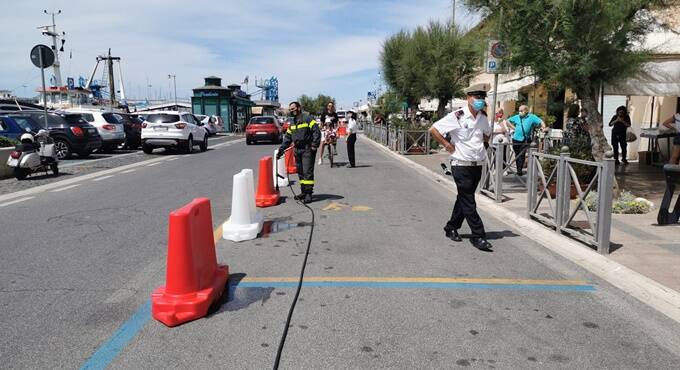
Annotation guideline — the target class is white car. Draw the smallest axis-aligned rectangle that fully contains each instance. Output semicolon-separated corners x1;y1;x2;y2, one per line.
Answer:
141;112;208;154
65;108;126;152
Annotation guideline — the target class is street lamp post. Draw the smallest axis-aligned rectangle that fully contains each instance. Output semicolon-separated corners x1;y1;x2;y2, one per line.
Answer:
168;74;177;107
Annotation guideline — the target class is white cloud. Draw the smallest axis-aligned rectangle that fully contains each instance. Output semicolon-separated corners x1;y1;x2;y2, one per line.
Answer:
1;0;474;106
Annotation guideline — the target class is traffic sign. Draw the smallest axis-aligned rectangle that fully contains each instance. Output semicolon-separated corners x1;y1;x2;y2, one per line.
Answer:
30;44;54;68
485;40;508;74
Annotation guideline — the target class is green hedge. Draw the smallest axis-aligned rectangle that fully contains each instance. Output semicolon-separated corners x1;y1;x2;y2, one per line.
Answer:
0;136;19;148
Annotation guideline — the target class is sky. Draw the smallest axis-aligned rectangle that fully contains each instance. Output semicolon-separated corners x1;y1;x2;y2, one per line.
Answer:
1;0;480;109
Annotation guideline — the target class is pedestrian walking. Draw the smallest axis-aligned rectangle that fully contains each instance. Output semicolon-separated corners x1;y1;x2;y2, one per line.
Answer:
609;106;632;165
506;105;547;176
277;101;321;204
346;111;358;168
428;83;493;251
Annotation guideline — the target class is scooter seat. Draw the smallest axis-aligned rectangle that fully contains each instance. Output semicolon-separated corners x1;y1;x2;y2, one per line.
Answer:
15;143;38;152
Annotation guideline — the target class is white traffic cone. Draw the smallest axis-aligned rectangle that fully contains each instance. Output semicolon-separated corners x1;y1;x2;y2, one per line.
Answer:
223;170;263;242
273;149;289;188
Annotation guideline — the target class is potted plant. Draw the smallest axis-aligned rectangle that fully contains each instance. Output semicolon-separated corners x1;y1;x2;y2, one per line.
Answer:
539;136;595;199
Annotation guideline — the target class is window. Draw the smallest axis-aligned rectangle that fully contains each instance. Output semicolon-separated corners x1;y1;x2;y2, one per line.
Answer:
146;114;180;123
249;117;275;125
80;113;95;122
11;117;42;132
0;118;7;131
102;113;120;124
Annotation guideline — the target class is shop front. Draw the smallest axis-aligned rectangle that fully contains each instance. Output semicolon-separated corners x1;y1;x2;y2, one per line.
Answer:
191;76;254;132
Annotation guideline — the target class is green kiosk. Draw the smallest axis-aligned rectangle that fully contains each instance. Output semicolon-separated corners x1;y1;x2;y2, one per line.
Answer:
191;76;254;132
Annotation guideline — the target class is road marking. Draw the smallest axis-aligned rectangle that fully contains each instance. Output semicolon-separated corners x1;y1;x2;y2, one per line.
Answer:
79;301;151;370
92;175;114;182
0;196;35;207
146;162;160;167
322;202;345;211
242;276;592;286
235;280;595;292
167;157;179;161
120;169;137;174
60;151;141;168
0;137;245;204
351;205;372;212
50;184;81;192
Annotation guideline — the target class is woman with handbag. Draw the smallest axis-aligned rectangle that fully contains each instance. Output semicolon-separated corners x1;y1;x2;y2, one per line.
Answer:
609;106;632;165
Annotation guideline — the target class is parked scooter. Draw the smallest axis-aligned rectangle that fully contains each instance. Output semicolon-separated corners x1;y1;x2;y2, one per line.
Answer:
6;130;59;180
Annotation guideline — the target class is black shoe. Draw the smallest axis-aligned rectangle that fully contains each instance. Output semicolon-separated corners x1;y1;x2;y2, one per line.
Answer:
615;160;621;166
623;160;629;165
471;237;493;250
294;194;305;200
444;228;462;242
346;164;355;168
303;193;313;204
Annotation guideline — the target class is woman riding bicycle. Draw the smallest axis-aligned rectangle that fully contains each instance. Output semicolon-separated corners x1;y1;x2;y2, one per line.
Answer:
318;119;337;165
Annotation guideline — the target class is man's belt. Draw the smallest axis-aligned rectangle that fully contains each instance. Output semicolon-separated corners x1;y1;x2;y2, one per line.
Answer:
451;159;484;166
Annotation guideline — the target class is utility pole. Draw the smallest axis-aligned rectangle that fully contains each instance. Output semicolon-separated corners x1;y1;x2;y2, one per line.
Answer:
39;9;64;87
168;74;177;107
452;0;456;27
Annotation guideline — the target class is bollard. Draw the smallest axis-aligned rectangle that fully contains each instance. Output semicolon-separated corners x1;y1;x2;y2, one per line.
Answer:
255;156;280;207
223;170;263;242
273;149;289;188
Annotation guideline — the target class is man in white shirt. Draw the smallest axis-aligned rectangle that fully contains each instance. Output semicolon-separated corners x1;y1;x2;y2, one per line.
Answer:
428;83;493;250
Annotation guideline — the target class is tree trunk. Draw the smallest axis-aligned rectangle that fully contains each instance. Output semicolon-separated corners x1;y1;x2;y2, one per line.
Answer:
580;90;611;161
436;97;448;121
580;88;620;197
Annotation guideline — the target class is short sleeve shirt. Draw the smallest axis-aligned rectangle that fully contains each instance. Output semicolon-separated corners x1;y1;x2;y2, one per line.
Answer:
509;113;542;141
432;105;491;162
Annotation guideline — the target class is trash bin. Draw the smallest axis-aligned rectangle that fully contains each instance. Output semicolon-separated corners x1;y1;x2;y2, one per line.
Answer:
657;164;680;225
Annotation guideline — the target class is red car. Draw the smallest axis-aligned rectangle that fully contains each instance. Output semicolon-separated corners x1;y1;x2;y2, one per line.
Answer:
246;116;282;145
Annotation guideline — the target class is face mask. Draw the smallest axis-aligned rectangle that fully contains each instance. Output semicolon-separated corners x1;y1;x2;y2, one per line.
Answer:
520;112;528;117
471;99;486;111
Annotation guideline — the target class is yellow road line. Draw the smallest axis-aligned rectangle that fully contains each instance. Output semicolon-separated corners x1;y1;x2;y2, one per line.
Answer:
241;276;591;286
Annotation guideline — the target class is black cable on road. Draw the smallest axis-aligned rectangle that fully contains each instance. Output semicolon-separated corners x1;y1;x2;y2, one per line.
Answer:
273;157;315;370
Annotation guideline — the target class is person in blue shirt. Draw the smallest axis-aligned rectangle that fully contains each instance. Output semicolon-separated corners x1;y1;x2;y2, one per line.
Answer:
506;105;547;176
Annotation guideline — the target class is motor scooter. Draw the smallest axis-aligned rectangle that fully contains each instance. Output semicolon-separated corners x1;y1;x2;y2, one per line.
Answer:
6;130;59;180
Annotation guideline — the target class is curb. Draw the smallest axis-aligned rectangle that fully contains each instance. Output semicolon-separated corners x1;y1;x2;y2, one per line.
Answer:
360;134;680;324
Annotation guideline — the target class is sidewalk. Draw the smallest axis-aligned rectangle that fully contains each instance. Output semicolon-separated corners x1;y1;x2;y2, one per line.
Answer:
406;149;680;293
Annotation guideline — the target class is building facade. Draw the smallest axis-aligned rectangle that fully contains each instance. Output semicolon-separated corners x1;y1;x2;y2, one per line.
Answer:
191;76;254;132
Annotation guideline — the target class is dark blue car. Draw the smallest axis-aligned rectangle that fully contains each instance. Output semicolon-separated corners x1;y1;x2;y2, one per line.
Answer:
0;115;43;140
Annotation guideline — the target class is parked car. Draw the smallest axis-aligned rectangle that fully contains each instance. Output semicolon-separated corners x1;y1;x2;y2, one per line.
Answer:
245;116;282;145
65;109;126;152
141;112;208;154
113;113;143;149
2;111;102;159
0;115;44;140
197;115;218;136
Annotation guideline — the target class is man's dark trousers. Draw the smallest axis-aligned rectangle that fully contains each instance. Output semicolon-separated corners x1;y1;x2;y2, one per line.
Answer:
512;139;529;175
444;165;486;238
346;133;356;167
295;147;317;194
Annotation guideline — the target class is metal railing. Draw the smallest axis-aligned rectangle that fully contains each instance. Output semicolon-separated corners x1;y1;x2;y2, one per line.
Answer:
363;123;430;155
526;145;615;254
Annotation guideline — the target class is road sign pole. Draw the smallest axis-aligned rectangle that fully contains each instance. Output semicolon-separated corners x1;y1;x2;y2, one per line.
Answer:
39;49;48;129
489;73;499;134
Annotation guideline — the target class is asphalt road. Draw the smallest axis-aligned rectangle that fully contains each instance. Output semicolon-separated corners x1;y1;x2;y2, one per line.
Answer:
1;135;679;369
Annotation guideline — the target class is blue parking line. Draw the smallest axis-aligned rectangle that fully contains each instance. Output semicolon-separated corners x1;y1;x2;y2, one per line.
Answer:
79;279;594;369
236;281;596;292
80;300;151;370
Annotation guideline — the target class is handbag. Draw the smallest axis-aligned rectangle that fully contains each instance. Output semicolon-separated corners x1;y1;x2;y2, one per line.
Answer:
626;130;637;142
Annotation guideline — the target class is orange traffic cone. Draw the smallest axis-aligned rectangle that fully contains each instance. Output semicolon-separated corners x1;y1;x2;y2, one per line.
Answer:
285;146;297;174
255;156;280;207
151;198;229;327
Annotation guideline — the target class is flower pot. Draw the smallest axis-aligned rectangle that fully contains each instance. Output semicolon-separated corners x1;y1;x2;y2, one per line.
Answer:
539;182;582;200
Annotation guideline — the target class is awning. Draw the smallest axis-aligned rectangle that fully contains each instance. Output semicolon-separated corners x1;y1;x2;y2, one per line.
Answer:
488;75;536;102
604;59;680;96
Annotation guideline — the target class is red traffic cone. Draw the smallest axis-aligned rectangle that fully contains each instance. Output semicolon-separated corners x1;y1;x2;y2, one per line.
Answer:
151;198;229;327
256;156;280;207
285;147;297;174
